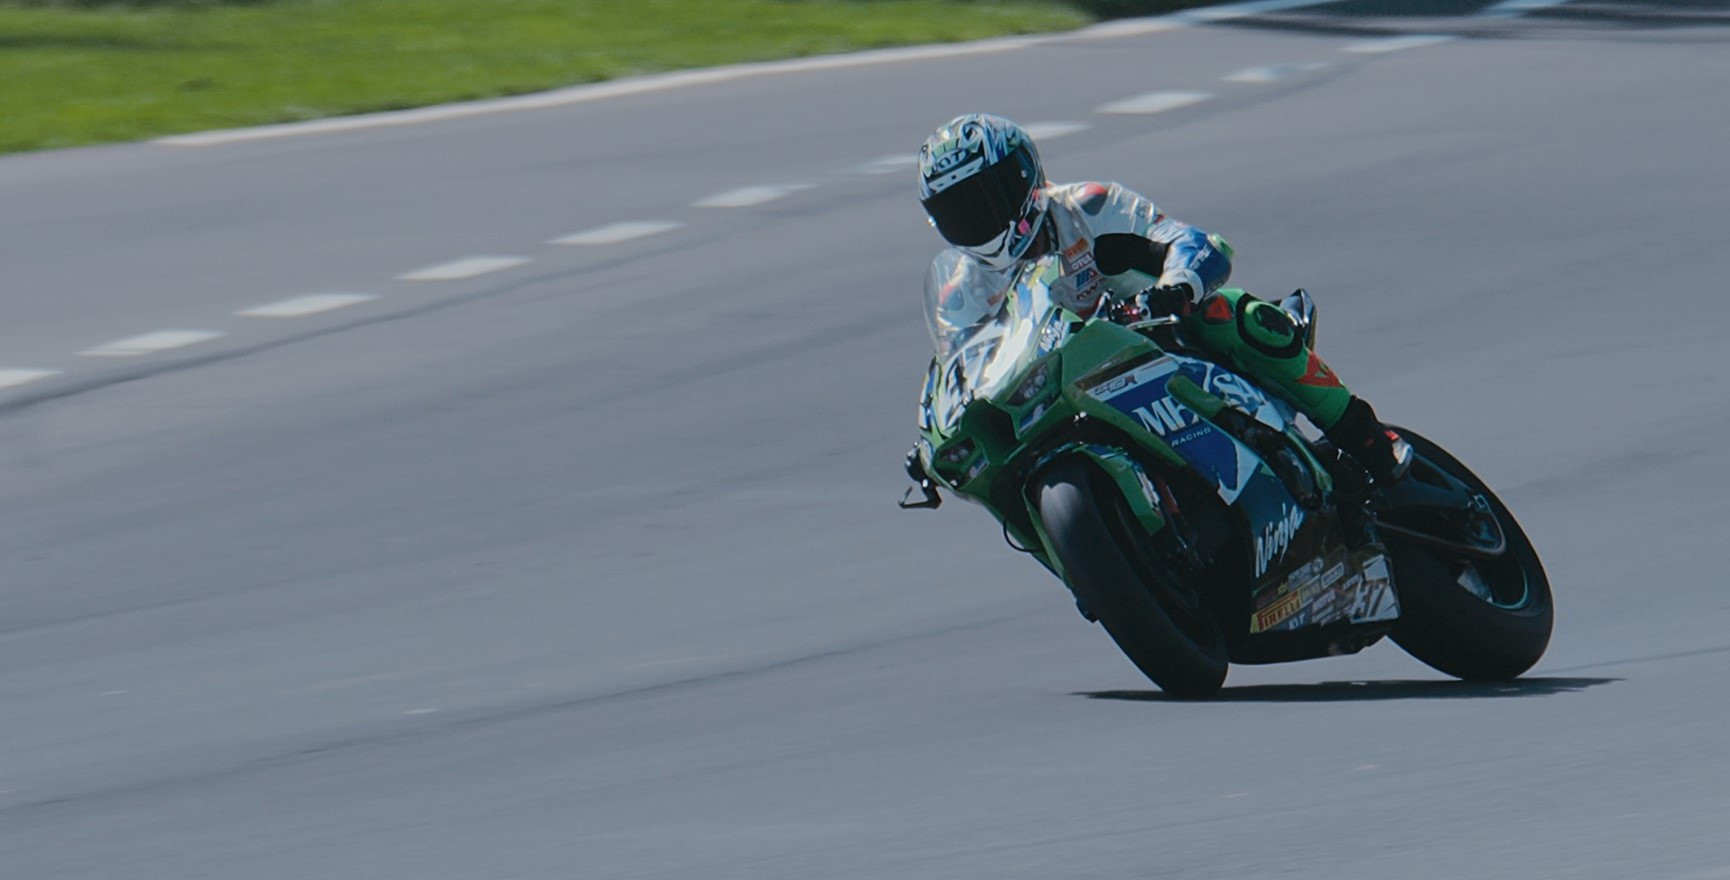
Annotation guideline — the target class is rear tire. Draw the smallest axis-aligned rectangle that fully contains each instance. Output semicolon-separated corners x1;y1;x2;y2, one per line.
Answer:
1384;428;1553;680
1036;457;1228;697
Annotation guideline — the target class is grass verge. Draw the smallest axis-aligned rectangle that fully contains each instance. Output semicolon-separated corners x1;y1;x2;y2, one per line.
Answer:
0;0;1220;155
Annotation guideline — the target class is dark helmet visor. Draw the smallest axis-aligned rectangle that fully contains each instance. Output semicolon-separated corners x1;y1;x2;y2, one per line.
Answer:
921;145;1039;248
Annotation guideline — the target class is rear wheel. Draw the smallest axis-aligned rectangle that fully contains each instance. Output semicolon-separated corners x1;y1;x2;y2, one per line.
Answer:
1382;428;1553;680
1036;457;1228;697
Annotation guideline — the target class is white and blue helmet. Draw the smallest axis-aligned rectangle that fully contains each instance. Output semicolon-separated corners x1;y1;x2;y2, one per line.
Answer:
918;114;1048;271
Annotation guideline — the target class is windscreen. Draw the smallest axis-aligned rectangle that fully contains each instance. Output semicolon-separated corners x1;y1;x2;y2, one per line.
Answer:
920;251;1067;419
922;249;1017;357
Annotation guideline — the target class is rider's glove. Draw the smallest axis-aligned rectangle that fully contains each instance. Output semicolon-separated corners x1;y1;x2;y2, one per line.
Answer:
1111;284;1193;324
1145;283;1195;316
1108;291;1150;324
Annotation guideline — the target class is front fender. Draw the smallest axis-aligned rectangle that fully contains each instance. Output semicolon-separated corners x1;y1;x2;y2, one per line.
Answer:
1023;444;1168;582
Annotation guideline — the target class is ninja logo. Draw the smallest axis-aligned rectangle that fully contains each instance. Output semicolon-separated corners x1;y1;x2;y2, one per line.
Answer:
1254;505;1305;578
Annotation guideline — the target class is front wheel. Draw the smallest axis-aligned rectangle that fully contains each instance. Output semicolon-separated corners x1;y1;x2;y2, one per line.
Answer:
1036;457;1228;697
1382;427;1554;680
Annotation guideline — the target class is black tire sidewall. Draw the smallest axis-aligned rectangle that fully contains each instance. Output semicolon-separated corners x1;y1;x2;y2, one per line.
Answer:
1036;457;1228;697
1384;428;1554;680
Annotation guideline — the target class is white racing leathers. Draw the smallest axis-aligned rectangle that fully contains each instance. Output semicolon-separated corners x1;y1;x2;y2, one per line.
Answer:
925;181;1232;342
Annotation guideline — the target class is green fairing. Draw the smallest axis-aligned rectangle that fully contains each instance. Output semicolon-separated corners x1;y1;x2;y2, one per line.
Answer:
919;318;1181;571
1057;322;1189;468
1165;372;1334;496
1164;374;1224;419
917;258;1346;599
1181;287;1353;428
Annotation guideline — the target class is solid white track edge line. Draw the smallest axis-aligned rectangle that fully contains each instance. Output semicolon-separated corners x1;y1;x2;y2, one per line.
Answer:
153;0;1341;148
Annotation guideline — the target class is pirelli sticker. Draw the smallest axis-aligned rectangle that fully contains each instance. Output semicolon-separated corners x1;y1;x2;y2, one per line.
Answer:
1250;590;1303;634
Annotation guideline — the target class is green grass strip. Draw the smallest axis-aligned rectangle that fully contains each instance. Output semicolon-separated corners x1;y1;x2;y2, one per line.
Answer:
0;1;1216;155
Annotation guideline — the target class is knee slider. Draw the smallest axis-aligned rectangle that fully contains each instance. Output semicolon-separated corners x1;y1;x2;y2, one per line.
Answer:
1239;297;1305;360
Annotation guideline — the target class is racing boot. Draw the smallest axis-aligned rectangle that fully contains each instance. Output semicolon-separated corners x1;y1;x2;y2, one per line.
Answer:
1323;396;1412;486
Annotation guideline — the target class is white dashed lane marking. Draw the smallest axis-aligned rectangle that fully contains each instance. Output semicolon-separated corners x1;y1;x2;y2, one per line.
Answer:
1096;91;1212;115
1480;0;1572;16
237;293;379;318
551;220;683;245
80;330;224;357
856;155;916;175
1342;35;1456;54
1020;121;1092;140
1224;62;1328;83
855;122;1086;175
693;184;814;208
0;369;60;389
397;255;531;281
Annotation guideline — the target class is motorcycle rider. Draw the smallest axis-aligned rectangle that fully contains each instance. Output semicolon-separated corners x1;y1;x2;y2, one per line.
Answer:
908;112;1408;487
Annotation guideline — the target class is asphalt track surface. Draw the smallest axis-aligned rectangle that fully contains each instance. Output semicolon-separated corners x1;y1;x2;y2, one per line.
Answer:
4;2;1730;877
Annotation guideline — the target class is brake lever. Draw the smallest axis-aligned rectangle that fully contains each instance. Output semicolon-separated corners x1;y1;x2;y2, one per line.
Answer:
1110;290;1183;332
1125;314;1182;331
899;480;943;510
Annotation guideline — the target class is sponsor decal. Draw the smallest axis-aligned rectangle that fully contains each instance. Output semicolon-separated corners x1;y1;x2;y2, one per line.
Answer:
1064;249;1098;277
1252;590;1302;633
1253;504;1305;578
1091;371;1139;396
1248;549;1401;634
1201;367;1270;412
1045;249;1102;313
1089;355;1262;503
1074;266;1099;291
1202;295;1233;324
1297;351;1342;388
1131;397;1198;438
1063;238;1090;259
1163;422;1213;449
1281;558;1323;595
1322;560;1347;587
929;148;970;175
1088;358;1175;400
1347;555;1399;623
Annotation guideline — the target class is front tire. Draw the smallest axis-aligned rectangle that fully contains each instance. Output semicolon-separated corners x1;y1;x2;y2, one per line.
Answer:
1036;457;1228;697
1384;428;1554;680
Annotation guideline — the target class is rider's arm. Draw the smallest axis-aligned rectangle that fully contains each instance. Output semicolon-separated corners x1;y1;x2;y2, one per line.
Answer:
1074;182;1231;306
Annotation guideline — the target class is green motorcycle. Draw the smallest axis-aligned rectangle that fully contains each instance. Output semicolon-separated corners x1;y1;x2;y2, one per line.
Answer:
902;251;1553;697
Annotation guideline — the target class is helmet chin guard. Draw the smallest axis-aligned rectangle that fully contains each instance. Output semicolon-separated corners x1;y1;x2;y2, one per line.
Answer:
961;187;1048;271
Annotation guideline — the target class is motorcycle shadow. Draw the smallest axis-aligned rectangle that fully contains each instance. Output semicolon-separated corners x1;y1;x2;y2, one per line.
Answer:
1078;676;1618;703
